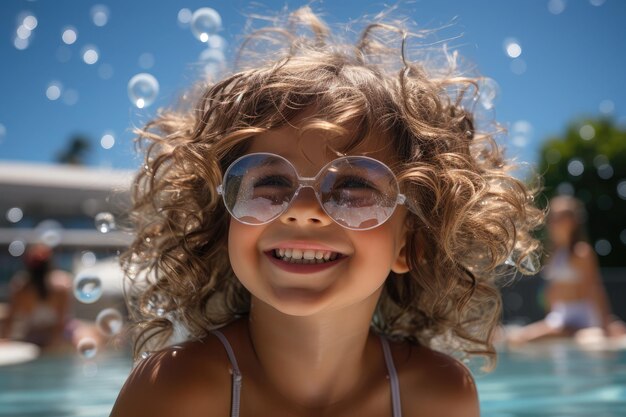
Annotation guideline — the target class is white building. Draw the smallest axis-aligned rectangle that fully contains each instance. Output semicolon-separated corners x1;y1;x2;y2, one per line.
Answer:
0;161;135;317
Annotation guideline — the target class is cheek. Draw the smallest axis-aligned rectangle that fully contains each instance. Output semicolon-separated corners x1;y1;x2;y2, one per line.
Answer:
228;219;262;280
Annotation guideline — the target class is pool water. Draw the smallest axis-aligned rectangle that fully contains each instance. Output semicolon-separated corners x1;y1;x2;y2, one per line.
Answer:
0;342;625;416
478;342;626;416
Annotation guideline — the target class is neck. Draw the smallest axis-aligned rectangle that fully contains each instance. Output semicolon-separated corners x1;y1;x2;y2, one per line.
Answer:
246;292;381;409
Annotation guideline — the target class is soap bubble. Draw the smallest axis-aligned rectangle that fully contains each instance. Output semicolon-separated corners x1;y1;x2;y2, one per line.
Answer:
6;207;23;223
22;14;38;30
62;26;77;44
138;52;155;69
476;78;500;110
35;219;63;247
191;8;222;42
77;337;97;359
594;239;611;256
82;45;99;65
81;251;97;267
96;308;124;336
128;73;159;108
46;81;62;101
200;48;226;79
548;0;566;15
90;4;110;27
579;124;595;140
504;38;522;58
94;212;115;233
73;273;102;304
567;158;584;176
8;240;26;257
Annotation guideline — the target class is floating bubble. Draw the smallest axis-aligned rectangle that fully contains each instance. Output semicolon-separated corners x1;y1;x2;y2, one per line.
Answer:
63;89;79;106
36;219;64;247
510;58;527;75
94;212;115;233
138;52;155;69
0;123;5;140
96;308;124;336
548;0;566;15
22;14;38;30
128;73;159;108
504;38;522;58
178;8;193;25
13;36;29;50
593;154;608;168
17;25;32;40
599;99;614;114
77;337;98;359
98;63;114;80
46;81;62;101
82;45;99;65
567;158;584;176
597;163;613;180
8;240;26;257
73;273;102;304
617;180;626;200
206;34;227;50
476;78;500;110
579;124;595;140
6;207;23;223
91;5;110;27
191;8;222;42
140;351;151;360
556;182;575;196
200;48;226;79
81;251;97;267
100;133;115;149
62;26;77;44
590;0;606;6
594;239;611;256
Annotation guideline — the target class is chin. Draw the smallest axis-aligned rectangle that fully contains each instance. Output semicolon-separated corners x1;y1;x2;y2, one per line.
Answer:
261;287;338;317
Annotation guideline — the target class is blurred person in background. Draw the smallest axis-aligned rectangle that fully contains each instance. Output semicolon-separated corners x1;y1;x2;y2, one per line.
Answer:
508;195;626;345
0;243;78;350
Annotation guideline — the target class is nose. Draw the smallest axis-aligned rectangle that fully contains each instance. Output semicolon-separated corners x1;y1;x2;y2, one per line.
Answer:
278;186;334;227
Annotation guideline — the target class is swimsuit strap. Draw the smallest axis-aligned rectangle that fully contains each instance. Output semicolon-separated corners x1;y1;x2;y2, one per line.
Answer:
380;335;403;417
210;330;242;417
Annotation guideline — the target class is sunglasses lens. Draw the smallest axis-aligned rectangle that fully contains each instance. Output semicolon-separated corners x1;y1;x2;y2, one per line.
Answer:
222;154;296;224
319;157;398;229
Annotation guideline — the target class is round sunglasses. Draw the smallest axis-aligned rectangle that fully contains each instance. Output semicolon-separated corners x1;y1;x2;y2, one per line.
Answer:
217;152;407;230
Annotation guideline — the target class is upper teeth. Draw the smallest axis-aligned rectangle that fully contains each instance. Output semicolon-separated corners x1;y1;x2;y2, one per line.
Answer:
274;248;339;262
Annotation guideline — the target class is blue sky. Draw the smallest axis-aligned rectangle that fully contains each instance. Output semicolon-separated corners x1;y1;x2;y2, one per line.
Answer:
1;0;625;170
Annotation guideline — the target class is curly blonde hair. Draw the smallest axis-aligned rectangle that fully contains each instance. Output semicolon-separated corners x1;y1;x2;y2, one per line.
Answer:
121;6;544;368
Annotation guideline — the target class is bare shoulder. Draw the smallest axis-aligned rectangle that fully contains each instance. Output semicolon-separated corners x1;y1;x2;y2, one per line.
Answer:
109;334;232;417
392;341;479;417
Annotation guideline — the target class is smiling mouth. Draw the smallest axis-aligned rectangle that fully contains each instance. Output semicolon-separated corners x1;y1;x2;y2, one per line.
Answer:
270;248;345;264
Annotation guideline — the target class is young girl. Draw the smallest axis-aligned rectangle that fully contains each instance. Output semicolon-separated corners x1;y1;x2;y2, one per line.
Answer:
110;6;542;417
508;195;626;345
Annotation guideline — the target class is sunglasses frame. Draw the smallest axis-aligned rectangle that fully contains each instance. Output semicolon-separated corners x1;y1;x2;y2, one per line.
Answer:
216;152;407;230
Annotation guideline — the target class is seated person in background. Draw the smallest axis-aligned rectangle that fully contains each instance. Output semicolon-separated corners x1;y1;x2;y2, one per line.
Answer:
0;243;75;349
508;195;626;345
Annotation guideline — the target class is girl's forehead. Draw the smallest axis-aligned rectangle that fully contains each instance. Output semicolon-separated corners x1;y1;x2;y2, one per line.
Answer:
246;124;396;174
